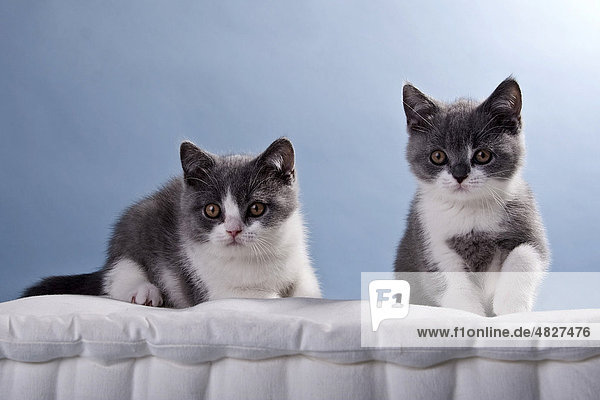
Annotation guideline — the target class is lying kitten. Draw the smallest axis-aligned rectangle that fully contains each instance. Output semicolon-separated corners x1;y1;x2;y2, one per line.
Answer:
394;78;549;316
24;138;321;307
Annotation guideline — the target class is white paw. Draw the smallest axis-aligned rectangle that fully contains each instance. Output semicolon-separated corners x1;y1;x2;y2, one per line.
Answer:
439;274;486;316
129;283;164;307
441;296;486;316
492;291;532;316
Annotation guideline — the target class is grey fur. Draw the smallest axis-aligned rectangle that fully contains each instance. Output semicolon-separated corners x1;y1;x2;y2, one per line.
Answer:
403;79;524;185
447;231;497;273
178;138;298;246
394;78;549;305
24;138;301;307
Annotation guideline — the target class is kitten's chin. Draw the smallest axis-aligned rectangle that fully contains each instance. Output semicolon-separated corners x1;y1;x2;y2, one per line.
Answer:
201;241;252;259
420;182;490;202
215;238;265;253
449;184;486;197
444;188;479;201
219;240;250;250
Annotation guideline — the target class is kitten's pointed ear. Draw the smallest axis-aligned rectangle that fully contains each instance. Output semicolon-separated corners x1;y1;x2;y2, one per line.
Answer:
479;78;522;132
256;137;295;184
180;141;215;187
403;83;438;133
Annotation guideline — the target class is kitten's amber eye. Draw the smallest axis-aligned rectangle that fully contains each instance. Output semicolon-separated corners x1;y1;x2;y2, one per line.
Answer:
248;202;266;217
204;203;221;219
473;149;492;164
430;150;447;165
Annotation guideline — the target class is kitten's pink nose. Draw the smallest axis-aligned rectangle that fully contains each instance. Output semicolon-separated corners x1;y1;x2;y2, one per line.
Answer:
227;229;242;238
224;216;243;239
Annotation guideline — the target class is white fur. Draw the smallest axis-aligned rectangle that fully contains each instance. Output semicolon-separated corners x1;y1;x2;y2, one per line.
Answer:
222;191;243;234
417;172;545;315
185;209;321;301
103;259;164;307
101;195;320;307
493;244;547;315
159;269;192;308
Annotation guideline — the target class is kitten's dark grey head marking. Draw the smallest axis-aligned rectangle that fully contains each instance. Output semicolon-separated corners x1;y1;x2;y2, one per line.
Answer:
179;138;299;246
403;78;525;198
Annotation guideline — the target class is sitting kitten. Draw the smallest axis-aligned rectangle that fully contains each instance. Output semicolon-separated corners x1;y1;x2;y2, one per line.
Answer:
394;78;549;316
23;138;321;307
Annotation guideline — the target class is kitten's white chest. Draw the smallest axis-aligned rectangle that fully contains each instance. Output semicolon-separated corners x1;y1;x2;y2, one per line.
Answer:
416;192;507;315
182;211;315;300
419;195;503;240
184;246;291;299
417;193;504;273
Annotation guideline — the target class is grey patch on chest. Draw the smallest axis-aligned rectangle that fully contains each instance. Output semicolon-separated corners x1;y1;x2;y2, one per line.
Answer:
279;281;295;298
447;231;498;272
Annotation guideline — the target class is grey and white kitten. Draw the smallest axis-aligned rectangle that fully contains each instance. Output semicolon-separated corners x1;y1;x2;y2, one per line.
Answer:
24;138;321;307
394;78;549;316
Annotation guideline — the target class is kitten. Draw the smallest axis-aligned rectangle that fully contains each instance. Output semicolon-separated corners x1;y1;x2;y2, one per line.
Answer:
23;138;321;307
394;78;549;316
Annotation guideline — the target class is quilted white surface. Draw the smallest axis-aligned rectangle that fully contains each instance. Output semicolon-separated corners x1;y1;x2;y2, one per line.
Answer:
1;296;600;399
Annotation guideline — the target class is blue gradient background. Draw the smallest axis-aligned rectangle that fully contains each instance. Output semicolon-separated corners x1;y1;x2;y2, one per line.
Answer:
1;1;599;302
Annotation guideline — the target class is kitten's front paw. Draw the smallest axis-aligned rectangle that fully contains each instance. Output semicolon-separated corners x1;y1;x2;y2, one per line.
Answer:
129;283;164;307
441;297;486;316
440;289;485;315
492;292;531;316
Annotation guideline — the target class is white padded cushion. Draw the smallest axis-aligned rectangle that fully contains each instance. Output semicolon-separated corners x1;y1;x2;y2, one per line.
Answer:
1;295;600;367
